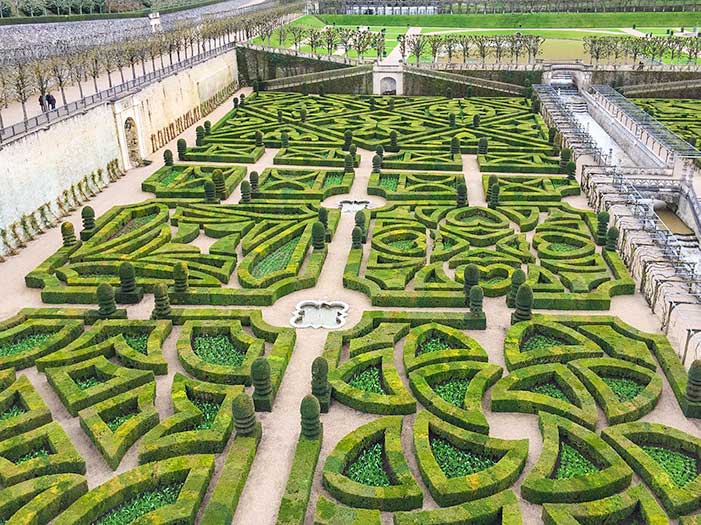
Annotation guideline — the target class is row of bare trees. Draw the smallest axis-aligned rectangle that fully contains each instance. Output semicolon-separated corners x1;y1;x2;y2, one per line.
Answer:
0;5;295;128
583;35;701;66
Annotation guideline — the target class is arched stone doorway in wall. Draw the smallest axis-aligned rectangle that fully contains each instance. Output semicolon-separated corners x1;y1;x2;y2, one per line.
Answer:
380;76;397;95
124;118;142;167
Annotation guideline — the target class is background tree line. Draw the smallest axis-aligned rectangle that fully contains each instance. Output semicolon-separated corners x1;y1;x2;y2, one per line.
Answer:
583;34;701;65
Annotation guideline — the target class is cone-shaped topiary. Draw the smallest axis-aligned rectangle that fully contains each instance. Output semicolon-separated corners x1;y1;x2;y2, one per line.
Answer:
512;283;533;324
311;356;331;412
473;114;481;127
119;261;137;294
97;282;117;318
300;395;321;439
685;360;701;404
173;261;188;293
507;268;526;308
450;136;460;155
212;170;225;199
61;222;77;247
255;130;263;147
560;148;572;173
280;130;289;148
312;221;326;250
352;226;363;249
249;171;259;193
469;285;484;314
195;126;205;146
151;283;171;320
233;393;257;437
597;211;610;246
177;139;187;161
488;183;500;209
456;181;467;207
252;357;273;411
478;137;488;154
241;180;251;203
344;154;354;173
606;226;619;252
463;264;480;303
372;154;382;173
566;160;577;181
80;206;96;240
163;149;173;166
204;180;218;204
343;129;352;151
318;207;328;228
389;130;398;150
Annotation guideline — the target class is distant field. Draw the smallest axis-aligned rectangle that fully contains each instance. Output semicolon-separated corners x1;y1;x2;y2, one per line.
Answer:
420;28;625;38
317;11;701;28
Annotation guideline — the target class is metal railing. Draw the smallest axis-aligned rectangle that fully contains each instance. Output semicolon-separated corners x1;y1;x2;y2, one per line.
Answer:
0;42;236;147
237;42;369;66
619;78;701;96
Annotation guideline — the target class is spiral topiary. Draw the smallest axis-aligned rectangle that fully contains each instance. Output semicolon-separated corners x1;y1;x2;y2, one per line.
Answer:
61;222;77;248
349;143;357;157
311;356;331;412
312;221;326;250
473;114;481;127
450;136;460;155
352;226;363;249
195;126;205;147
512;283;533;324
173;261;188;293
97;282;117;318
478;137;488;155
163;149;173;166
685;360;701;404
208;171;224;201
469;285;484;314
254;130;263;147
177;138;187;161
375;145;384;157
606;226;619;252
344;154;354;174
449;113;456;128
389;130;398;150
597;211;610;246
233;393;257;437
372;154;382;173
119;262;137;294
354;211;366;243
80;206;96;240
318;207;328;228
249;171;259;193
343;129;352;151
300;395;321;439
488;182;500;209
463;264;480;303
240;180;252;204
506;269;526;308
280;130;289;148
252;357;273;411
204;180;218;204
204;120;211;135
151;283;171;320
456;181;467;207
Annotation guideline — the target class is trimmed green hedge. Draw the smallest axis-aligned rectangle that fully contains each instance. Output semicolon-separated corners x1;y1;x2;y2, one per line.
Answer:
276;430;322;525
394;489;522;524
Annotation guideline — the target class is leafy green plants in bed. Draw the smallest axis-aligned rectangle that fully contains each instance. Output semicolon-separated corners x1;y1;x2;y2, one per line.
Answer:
416;337;451;357
430;435;496;478
344;442;391;487
94;482;183;525
432;378;470;408
390;240;415;250
123;332;149;355
554;441;599;479
192;334;246;367
0;402;26;422
549;243;576;253
323;172;344;188
347;365;386;394
521;332;568;353
106;412;137;432
379;175;399;191
109;213;158;241
641;445;699;487
16;447;50;464
531;382;570;403
0;332;52;357
75;375;103;390
191;396;221;431
252;237;300;278
601;376;644;402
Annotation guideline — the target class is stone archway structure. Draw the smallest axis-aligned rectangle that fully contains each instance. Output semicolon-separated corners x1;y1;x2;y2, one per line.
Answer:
373;65;404;95
124;118;142;168
380;76;397;95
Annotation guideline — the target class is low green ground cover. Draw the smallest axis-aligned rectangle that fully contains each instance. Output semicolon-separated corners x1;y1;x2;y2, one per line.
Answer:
601;376;644;402
554;442;599;479
0;333;52;357
192;334;246;367
348;365;386;394
641;446;698;487
430;435;497;478
94;483;183;525
531;382;570;402
344;442;392;487
432;378;470;408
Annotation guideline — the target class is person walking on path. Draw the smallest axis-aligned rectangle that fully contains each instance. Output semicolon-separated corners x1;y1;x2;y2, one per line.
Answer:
38;94;46;112
47;94;56;110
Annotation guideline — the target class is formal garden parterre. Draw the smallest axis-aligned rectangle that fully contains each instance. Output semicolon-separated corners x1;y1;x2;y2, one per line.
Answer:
0;90;699;524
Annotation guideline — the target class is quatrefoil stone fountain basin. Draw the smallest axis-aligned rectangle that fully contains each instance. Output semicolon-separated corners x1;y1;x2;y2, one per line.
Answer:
290;300;350;329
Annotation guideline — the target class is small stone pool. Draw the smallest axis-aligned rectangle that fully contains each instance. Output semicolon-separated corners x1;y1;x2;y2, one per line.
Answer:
290;300;349;329
338;200;371;213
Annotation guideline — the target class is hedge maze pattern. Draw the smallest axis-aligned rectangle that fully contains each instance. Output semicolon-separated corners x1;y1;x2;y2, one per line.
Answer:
1;91;699;524
634;98;701;148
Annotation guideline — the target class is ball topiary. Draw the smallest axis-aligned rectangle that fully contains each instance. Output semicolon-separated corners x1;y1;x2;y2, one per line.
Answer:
195;126;205;147
151;283;171;320
478;137;488;154
606;226;619;252
204;180;218;204
312;221;326;250
456;181;467;207
249;171;259;193
685;360;701;404
300;395;321;439
597;211;610;246
177;139;187;161
96;282;117;318
173;262;188;293
463;264;480;303
252;357;273;411
119;262;137;294
469;285;484;314
163;149;173;166
512;283;533;324
507;269;526;308
352;226;363;249
61;222;78;247
212;170;225;199
233;393;257;437
311;356;331;412
241;180;252;203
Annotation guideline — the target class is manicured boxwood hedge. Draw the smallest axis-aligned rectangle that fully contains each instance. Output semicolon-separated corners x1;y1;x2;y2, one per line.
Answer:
276;429;323;525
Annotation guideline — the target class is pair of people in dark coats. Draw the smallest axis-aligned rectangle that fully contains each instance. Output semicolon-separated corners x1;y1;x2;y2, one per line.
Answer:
38;94;56;112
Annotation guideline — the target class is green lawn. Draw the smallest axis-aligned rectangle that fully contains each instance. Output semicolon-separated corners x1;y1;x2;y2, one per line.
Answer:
318;12;701;29
420;28;625;38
